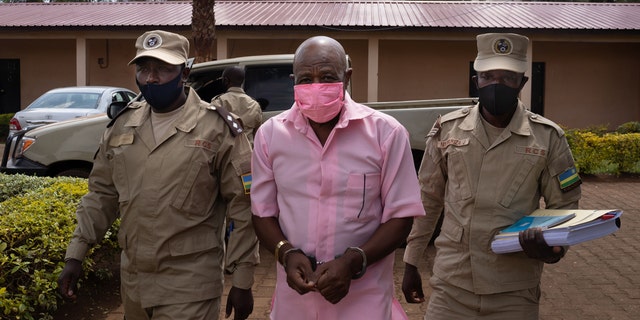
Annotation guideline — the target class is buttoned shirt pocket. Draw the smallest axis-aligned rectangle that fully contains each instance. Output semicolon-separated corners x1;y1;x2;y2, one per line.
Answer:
498;155;543;207
439;217;464;243
445;151;472;202
172;160;216;215
344;173;382;222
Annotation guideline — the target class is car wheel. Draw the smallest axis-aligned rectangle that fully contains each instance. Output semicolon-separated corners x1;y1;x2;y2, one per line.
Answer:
55;168;90;178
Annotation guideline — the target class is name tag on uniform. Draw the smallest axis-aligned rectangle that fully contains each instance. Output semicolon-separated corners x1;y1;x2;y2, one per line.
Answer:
186;139;214;151
437;138;469;148
515;146;547;157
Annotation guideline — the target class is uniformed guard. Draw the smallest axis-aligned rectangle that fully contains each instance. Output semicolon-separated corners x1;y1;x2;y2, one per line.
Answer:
58;30;259;320
403;33;582;319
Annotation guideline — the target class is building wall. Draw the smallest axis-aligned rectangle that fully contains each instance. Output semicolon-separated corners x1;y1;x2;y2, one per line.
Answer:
536;41;640;129
1;32;638;130
86;39;138;92
378;39;475;101
1;39;77;108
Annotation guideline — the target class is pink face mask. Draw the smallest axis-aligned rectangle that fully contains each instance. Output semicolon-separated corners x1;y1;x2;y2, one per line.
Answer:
294;82;345;123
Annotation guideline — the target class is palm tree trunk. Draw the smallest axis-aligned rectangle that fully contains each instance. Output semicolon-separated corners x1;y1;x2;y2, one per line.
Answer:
192;0;216;63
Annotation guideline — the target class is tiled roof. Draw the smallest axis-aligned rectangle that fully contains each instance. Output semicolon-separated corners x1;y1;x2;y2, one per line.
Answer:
0;1;639;31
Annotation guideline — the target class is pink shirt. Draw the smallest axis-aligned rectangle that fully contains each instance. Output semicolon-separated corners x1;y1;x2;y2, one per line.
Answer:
252;94;425;319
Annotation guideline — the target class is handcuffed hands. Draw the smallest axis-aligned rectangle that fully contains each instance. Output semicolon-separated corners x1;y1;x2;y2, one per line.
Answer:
283;250;317;295
283;250;357;304
519;227;566;263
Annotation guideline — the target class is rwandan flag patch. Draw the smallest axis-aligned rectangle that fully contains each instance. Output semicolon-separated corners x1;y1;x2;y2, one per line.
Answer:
241;173;252;195
558;166;581;192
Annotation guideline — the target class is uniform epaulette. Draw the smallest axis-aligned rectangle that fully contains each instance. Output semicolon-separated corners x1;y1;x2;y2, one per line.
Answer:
206;101;244;137
440;106;472;124
107;94;143;128
527;111;565;136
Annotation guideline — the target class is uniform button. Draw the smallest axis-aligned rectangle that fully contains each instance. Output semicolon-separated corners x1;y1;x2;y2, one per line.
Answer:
462;108;469;114
531;114;538;119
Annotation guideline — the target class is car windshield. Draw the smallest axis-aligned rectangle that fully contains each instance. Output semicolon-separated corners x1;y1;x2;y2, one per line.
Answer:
27;92;101;110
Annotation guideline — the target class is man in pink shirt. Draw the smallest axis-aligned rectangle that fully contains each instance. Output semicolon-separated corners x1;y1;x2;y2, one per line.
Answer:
251;36;425;319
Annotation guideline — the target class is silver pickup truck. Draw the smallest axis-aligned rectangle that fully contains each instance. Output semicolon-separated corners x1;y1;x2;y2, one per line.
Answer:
1;54;475;178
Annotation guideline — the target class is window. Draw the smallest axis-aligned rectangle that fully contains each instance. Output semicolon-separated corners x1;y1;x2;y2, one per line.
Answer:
244;64;294;112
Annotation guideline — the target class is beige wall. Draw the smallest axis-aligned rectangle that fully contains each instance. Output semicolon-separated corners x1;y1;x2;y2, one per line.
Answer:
1;31;639;130
378;39;475;101
2;39;77;107
536;42;640;129
86;39;138;92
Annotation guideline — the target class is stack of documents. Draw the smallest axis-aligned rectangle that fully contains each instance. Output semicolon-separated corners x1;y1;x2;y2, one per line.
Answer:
491;209;622;254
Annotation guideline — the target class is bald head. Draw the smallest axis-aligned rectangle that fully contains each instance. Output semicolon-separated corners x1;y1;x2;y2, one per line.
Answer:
292;36;351;85
222;66;246;88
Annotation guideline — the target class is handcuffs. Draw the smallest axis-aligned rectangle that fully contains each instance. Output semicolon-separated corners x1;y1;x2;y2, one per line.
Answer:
282;246;367;279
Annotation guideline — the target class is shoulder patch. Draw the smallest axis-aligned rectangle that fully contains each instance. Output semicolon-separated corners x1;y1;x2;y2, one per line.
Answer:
207;102;244;137
241;173;252;195
528;112;565;136
558;166;582;192
427;116;442;137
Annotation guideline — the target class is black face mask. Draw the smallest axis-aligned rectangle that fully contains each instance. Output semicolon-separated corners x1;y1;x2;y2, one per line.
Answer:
478;83;521;116
137;72;184;111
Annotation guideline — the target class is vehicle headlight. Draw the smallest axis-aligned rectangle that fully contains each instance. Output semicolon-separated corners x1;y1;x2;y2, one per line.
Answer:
15;137;36;158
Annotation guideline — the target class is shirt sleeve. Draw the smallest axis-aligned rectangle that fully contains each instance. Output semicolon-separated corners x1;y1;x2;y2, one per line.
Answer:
219;132;260;289
541;132;581;209
379;125;425;223
65;132;120;262
403;124;446;267
250;120;279;218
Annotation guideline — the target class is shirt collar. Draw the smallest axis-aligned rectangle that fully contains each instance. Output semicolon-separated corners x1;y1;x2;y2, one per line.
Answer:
461;101;532;136
125;87;200;133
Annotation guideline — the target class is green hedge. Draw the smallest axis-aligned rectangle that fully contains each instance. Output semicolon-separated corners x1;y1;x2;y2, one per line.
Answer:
566;121;640;175
0;174;119;320
0;114;13;142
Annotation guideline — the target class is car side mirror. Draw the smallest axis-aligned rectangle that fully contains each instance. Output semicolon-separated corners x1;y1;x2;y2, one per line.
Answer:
107;101;128;119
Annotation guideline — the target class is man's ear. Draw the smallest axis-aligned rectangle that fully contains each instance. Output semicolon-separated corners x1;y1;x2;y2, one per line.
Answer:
181;66;191;82
471;75;479;89
343;68;353;87
520;76;529;89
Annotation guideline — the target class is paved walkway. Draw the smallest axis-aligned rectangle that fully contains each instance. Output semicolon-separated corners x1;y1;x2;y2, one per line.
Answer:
101;175;639;320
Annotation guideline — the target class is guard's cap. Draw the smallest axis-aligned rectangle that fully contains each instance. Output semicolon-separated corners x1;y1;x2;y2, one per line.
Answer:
473;33;529;73
129;30;189;66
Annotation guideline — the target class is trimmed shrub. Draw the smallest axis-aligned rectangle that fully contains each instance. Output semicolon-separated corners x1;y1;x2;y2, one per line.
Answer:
616;121;640;134
566;130;640;175
0;174;119;320
0;114;13;142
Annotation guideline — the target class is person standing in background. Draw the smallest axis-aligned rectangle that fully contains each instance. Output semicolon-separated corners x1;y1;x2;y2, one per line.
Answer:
212;66;263;144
